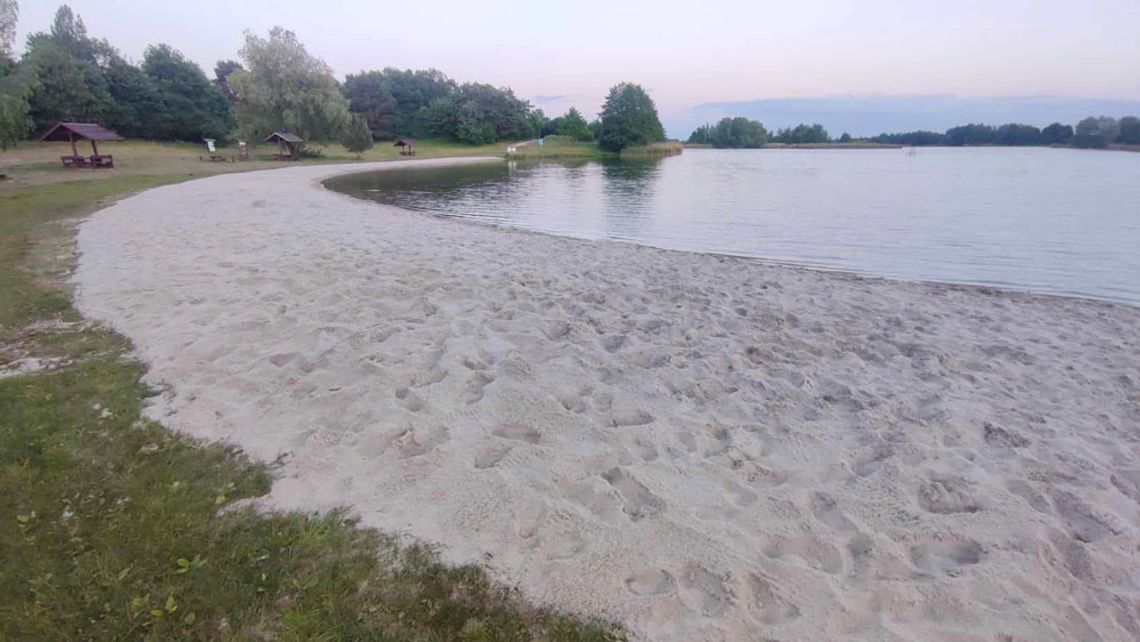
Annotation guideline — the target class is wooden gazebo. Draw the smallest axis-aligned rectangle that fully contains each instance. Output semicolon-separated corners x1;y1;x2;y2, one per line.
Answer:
394;138;416;156
264;132;303;161
40;122;124;168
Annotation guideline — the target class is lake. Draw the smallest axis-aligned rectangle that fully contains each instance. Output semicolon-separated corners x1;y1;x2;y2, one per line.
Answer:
326;148;1140;305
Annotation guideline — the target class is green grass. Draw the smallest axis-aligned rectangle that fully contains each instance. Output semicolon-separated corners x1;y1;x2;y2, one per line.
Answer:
508;137;684;161
0;147;624;641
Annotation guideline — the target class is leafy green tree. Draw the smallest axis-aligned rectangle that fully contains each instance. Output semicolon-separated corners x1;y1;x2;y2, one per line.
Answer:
229;27;350;141
0;0;17;59
23;39;113;130
412;95;459;139
1041;122;1073;145
376;68;455;134
710;116;767;148
870;130;944;145
0;59;33;149
687;124;712;144
943;123;996;146
341;113;374;155
526;108;547;140
993;123;1042;146
213;59;242;104
838;132;852;143
556;107;591;141
773;123;830;144
343;70;398;138
597;82;665;152
456;116;496;145
102;55;160;138
1072;116;1119;149
142;44;232;140
1118;116;1140;144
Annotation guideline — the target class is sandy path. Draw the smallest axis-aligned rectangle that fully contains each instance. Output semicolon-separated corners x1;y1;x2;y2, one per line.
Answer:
75;159;1140;641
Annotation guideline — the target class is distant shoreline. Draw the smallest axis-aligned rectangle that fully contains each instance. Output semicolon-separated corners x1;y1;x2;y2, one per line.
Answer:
682;142;1140;152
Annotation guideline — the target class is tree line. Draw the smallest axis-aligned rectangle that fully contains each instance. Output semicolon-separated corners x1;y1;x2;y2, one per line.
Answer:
688;118;833;148
0;4;667;152
869;117;1140;149
689;114;1140;151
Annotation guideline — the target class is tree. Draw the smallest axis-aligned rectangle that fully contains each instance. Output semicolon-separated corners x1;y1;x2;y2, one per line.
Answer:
943;123;996;146
1041;122;1073;145
0;58;33;149
993;123;1042;146
597;82;665;152
838;132;852;143
103;55;160;138
0;0;17;60
229;27;350;141
213;59;243;104
869;130;944;145
773;123;829;144
1118;116;1140;145
143;44;232;140
341;113;373;156
556;107;591;141
1072;116;1119;149
23;39;113;130
708;116;767;148
687;124;712;144
377;68;455;134
343;70;398;138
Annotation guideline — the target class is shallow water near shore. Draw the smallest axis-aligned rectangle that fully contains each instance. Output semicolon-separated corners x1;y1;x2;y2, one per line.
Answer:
326;147;1140;305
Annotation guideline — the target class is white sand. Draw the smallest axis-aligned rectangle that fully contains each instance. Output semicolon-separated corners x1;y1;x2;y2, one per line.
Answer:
75;160;1140;641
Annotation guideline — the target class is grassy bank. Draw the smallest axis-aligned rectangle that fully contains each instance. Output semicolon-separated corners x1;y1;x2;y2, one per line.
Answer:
507;136;684;161
0;145;623;640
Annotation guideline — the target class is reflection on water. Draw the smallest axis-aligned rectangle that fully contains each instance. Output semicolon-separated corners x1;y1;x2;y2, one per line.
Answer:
325;148;1140;305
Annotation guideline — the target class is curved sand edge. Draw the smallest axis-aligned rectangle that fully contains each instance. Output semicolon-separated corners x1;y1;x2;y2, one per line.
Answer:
75;159;1140;641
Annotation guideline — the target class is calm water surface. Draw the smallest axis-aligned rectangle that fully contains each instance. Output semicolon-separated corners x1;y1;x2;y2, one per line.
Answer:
326;148;1140;305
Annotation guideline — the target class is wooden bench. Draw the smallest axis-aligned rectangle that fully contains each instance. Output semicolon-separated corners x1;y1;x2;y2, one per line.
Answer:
90;155;114;169
61;155;90;168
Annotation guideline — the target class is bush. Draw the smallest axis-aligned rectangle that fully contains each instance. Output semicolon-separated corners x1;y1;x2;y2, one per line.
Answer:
342;113;374;155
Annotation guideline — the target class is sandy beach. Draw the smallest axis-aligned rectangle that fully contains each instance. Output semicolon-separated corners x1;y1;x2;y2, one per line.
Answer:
74;159;1140;641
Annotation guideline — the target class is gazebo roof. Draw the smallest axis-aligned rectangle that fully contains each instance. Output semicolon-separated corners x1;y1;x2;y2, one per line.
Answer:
39;122;124;142
394;138;416;146
265;132;303;144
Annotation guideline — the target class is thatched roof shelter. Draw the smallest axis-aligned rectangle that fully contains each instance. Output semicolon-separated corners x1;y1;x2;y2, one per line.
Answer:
39;122;124;158
394;138;416;155
264;132;303;160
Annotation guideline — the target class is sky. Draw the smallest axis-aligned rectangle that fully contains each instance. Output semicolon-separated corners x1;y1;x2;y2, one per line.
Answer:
16;0;1140;137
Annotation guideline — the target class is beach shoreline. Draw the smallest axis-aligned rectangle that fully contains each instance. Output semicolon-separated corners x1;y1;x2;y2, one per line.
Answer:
75;159;1140;641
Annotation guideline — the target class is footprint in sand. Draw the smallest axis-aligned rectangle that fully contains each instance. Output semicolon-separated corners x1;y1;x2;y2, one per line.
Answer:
910;536;984;575
678;563;731;616
473;442;513;469
492;423;541;444
983;422;1030;448
811;491;857;531
391;424;449;458
610;409;654;427
624;569;676;597
602;335;627;353
394;386;425;412
601;467;665;521
917;478;982;514
464;371;495;404
744;572;802;625
764;535;844;575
